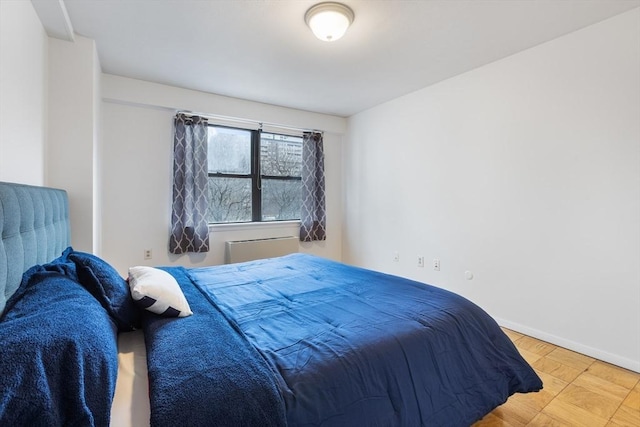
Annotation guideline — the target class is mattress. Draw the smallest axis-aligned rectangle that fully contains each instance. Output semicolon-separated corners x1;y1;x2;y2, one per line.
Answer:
110;330;150;427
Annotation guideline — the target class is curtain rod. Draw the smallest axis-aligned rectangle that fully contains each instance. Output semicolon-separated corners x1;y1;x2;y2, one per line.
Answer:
176;110;324;135
100;99;325;135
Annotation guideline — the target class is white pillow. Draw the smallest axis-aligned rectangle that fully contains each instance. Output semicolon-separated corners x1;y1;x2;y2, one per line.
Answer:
128;266;192;317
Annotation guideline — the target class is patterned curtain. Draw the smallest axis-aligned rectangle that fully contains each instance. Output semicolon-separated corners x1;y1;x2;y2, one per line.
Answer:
300;131;326;242
169;114;210;254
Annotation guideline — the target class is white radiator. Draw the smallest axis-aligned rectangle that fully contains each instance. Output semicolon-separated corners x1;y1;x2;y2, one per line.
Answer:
225;236;299;264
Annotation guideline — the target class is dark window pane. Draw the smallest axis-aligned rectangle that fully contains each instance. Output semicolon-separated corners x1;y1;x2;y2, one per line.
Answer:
208;127;251;174
207;177;252;223
260;133;302;177
261;178;301;221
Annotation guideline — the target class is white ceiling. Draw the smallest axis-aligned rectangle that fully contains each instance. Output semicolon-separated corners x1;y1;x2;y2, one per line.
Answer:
36;0;640;117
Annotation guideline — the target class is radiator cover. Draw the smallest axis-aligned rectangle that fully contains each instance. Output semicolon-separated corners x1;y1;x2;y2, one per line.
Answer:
224;236;299;264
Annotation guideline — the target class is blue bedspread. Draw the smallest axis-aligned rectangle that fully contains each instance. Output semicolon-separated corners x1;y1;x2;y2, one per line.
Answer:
186;254;543;426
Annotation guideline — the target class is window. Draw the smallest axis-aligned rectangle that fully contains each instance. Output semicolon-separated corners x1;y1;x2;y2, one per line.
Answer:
207;124;303;224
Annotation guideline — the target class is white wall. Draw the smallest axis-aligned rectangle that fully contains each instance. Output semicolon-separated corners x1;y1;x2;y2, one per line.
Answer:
93;49;103;255
47;35;100;252
101;75;345;273
0;0;48;185
344;9;640;371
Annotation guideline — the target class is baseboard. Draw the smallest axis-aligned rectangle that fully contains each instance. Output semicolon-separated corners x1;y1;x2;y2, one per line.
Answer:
494;317;640;374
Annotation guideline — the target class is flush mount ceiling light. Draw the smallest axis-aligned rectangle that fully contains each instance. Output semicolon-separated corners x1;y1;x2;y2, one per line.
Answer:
305;2;354;42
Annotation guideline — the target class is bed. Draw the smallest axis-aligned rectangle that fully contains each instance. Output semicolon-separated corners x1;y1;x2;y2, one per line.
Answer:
0;181;543;426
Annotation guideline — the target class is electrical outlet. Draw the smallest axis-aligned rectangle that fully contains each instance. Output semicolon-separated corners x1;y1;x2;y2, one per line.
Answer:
144;249;152;260
417;256;425;267
433;258;440;271
393;251;400;262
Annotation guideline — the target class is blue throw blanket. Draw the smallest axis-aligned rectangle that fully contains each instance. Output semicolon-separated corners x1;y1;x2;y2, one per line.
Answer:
0;267;118;426
142;267;287;427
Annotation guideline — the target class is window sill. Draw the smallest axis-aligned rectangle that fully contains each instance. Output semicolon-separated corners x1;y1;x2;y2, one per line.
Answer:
209;220;300;233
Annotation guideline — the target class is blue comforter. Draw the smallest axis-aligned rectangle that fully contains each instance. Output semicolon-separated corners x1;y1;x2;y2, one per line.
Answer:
149;254;542;426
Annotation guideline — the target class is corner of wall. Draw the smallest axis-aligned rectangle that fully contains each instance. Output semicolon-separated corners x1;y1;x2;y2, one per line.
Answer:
47;34;101;253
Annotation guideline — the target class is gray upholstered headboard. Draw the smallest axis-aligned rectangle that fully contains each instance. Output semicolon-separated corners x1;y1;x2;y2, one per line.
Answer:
0;181;70;314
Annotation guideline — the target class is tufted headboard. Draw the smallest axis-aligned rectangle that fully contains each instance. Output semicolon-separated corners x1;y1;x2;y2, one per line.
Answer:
0;181;70;315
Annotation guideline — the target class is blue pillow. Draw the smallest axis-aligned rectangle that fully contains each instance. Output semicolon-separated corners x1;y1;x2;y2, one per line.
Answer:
69;251;140;331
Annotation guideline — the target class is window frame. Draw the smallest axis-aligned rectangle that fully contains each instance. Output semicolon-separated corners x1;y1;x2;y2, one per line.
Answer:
207;124;302;224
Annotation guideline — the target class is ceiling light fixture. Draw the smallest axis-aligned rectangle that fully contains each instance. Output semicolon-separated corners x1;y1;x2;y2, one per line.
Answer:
305;2;354;42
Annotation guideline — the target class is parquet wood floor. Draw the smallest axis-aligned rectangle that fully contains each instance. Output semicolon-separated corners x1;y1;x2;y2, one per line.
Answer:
472;328;640;427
